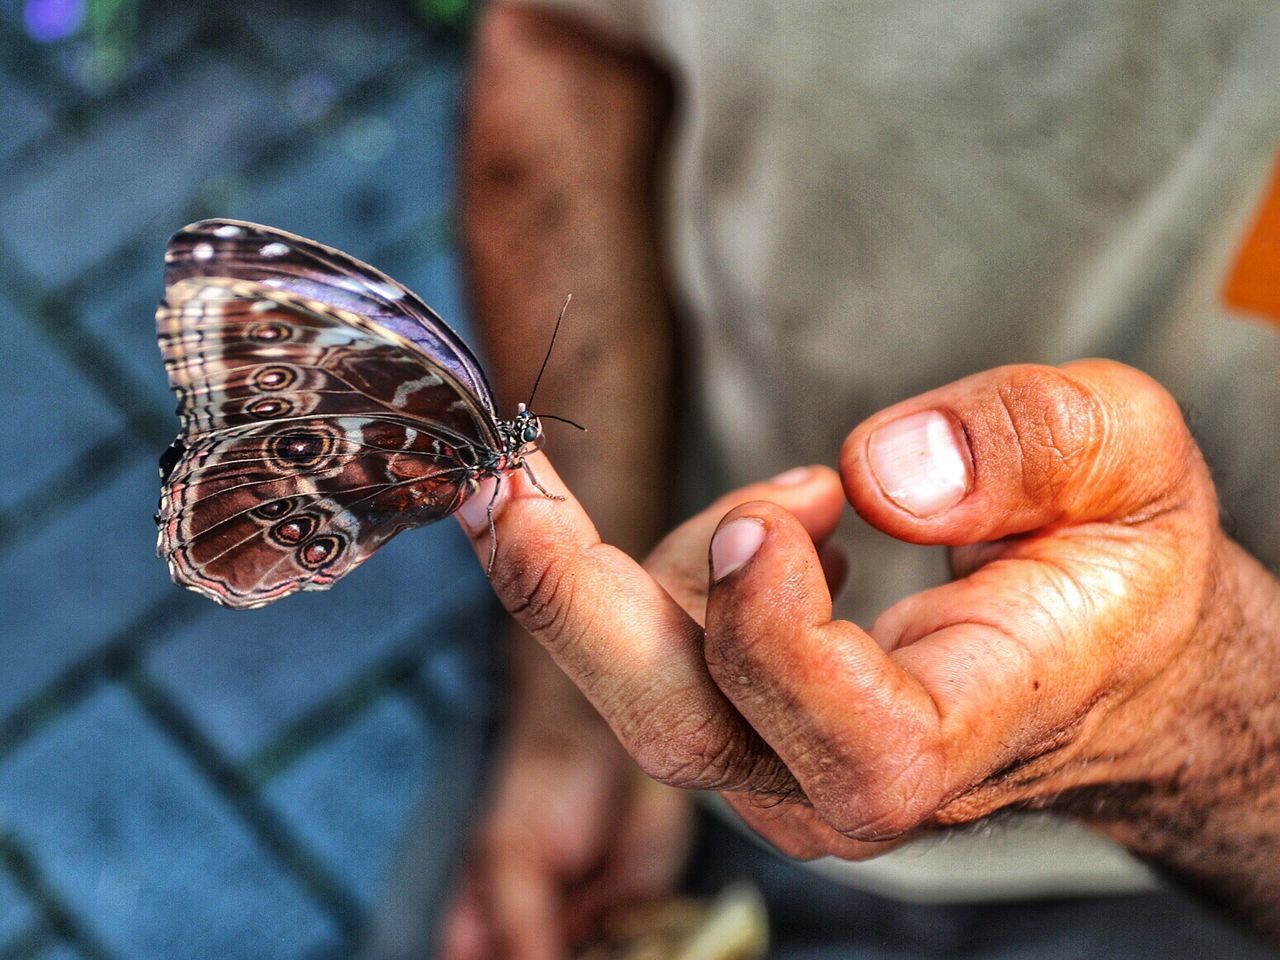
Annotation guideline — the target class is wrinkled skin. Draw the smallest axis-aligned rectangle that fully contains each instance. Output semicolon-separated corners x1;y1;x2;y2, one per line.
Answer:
449;360;1280;946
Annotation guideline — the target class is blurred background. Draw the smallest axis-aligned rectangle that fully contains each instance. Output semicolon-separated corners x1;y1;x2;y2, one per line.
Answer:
0;1;497;957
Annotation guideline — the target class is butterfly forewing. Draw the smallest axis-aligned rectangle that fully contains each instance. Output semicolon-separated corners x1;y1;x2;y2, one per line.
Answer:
156;273;495;609
165;219;497;420
158;278;491;445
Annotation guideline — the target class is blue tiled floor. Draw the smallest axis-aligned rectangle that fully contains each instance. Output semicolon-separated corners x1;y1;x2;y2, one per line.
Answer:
0;461;171;719
147;528;481;762
0;296;126;512
34;946;86;960
0;687;343;960
0;4;492;958
0;80;51;164
263;696;437;908
0;56;305;287
0;869;35;945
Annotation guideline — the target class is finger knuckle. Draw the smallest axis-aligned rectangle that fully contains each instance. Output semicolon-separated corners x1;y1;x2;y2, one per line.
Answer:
492;554;580;652
702;614;771;684
1092;360;1198;467
820;751;944;841
630;711;758;790
996;366;1104;503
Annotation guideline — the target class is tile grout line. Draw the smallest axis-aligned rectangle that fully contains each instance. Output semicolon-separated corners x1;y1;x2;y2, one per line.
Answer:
237;666;406;789
0;276;173;446
0;27;90;117
0;834;117;960
121;665;364;941
0;592;197;762
0;919;55;960
397;606;504;734
237;605;488;787
0;430;147;557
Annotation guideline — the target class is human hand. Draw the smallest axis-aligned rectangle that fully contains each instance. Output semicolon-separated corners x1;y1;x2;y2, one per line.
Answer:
453;360;1280;930
695;359;1241;853
440;466;854;960
440;628;693;960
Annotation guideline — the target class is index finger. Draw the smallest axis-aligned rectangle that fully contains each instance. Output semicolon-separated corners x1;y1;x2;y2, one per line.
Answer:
644;465;846;623
453;453;797;795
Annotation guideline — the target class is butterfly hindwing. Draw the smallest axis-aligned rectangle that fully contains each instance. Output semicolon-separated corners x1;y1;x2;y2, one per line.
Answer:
156;277;485;608
157;423;468;608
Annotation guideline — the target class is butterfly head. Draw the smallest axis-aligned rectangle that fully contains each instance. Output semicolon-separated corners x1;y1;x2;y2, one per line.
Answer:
508;402;546;458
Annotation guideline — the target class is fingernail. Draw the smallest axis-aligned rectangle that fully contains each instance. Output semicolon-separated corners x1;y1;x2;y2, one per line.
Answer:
456;476;500;533
769;466;812;485
711;517;766;581
868;410;972;517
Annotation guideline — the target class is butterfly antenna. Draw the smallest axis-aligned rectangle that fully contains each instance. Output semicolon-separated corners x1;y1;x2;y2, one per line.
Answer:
527;294;572;410
539;413;587;432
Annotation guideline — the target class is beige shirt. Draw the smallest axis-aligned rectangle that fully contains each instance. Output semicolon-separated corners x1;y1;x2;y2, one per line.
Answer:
511;0;1280;900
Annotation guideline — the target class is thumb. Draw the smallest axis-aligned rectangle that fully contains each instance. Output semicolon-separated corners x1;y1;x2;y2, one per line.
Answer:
839;359;1210;546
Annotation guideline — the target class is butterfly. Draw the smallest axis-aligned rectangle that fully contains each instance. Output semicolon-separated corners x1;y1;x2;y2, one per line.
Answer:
155;219;575;609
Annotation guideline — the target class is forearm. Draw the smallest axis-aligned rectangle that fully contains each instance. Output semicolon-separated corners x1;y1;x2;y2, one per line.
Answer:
1070;540;1280;941
462;5;677;711
463;3;676;554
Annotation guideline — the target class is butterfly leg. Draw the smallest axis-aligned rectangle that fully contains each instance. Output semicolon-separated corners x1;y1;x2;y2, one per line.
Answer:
521;460;566;502
485;474;502;575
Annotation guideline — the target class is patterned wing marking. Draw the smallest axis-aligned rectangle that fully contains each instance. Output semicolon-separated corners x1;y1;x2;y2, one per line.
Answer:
155;278;488;608
157;277;496;447
164;218;496;417
157;418;472;608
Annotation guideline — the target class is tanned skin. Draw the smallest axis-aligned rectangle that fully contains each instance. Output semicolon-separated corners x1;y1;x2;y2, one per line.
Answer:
445;8;687;960
446;3;1280;956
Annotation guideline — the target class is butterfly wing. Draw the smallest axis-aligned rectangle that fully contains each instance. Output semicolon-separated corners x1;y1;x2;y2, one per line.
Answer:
156;276;494;609
165;218;499;422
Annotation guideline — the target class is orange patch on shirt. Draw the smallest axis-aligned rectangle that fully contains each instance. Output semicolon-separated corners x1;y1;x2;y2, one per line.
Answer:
1224;156;1280;326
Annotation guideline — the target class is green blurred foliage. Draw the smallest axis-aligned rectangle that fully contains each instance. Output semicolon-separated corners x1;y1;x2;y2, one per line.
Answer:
412;0;472;28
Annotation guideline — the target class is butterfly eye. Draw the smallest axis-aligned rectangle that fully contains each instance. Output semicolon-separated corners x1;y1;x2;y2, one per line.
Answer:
521;423;540;444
